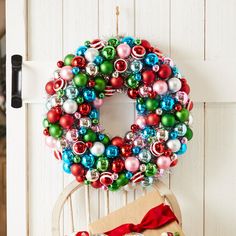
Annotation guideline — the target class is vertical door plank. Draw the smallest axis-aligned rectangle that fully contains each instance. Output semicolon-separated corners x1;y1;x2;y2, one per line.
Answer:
170;103;204;236
135;0;170;54
28;105;64;236
170;0;204;59
27;0;63;60
205;103;236;236
62;0;99;233
99;0;136;214
206;0;236;59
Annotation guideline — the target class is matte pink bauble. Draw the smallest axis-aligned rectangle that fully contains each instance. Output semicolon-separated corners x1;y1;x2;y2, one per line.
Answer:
93;98;104;108
45;136;57;148
135;116;146;129
125;157;140;172
156;156;171;170
117;43;131;59
60;66;73;81
153;80;168;95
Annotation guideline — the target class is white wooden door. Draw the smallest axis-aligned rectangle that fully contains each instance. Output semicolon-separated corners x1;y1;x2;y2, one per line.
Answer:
6;0;236;236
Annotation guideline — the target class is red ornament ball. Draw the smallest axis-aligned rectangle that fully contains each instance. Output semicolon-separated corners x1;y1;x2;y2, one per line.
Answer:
110;76;124;89
71;56;86;68
76;175;85;183
164;149;173;157
131;124;139;132
47;109;61;123
112;158;125;173
71;164;85;177
141;39;151;50
57;60;64;68
127;88;139;99
43;128;49;136
181;82;190;94
59;114;74;129
78;103;91;116
170;158;178;167
114;59;127;72
158;64;172;79
146;113;160;126
121;144;133;157
88;80;95;87
174;103;182;112
91;179;103;189
111;136;124;148
142;70;156;85
45;81;55;95
73;141;87;155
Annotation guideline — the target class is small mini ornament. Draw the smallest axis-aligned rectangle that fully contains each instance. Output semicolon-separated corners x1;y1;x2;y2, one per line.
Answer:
43;35;193;191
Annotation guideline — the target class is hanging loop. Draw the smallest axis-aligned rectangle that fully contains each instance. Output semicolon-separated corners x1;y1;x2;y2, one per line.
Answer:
116;6;120;36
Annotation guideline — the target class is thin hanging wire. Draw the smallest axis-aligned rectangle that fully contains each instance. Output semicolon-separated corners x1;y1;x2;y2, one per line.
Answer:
116;6;120;37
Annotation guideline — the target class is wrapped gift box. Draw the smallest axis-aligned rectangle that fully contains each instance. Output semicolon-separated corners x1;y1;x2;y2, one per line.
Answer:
89;191;184;236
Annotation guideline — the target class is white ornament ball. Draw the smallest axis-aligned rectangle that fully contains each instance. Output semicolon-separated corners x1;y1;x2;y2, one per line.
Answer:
63;99;78;114
86;169;99;182
90;142;105;157
167;139;181;152
84;48;99;62
168;77;182;93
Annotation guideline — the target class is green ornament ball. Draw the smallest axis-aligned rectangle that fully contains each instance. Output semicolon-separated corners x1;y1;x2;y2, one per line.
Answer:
84;40;90;47
94;77;107;92
49;124;63;138
146;98;159;111
64;54;75;66
76;96;84;104
176;108;189;122
145;163;157;177
116;173;129;187
43;118;50;128
100;61;113;75
108;38;120;47
73;155;81;163
100;134;110;145
161;114;176;127
99;93;105;99
96;157;109;172
101;46;116;60
73;73;88;87
127;75;140;89
83;129;97;142
185;127;193;140
108;182;120;191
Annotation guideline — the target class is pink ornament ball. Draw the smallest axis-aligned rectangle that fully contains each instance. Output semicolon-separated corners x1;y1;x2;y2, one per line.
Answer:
45;136;57;148
156;156;171;170
60;66;74;81
93;98;104;108
125;157;140;172
153;80;168;95
117;43;131;59
135;116;146;129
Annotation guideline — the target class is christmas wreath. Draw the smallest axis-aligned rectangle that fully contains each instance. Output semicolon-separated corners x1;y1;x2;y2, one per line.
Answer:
43;36;193;191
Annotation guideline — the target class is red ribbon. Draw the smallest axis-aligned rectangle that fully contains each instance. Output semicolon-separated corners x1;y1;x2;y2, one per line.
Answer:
75;204;177;236
104;204;178;236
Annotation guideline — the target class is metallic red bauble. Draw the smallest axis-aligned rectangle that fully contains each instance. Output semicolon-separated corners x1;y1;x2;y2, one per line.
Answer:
170;159;178;167
148;91;157;99
111;136;124;148
91;179;103;189
187;100;194;111
88;80;95;87
76;175;85;183
54;106;62;115
127;88;139;99
47;109;61;123
112;158;125;173
141;39;151;50
121;144;133;157
100;174;113;186
181;82;190;94
174;103;182;112
43;128;49;136
142;70;156;85
71;164;85;177
45;81;55;95
59;115;74;129
71;56;86;68
146;113;160;126
158;64;172;79
114;59;127;72
131;124;139;132
110;76;124;89
57;60;64;68
78;103;91;116
73;141;87;155
131;45;146;59
164;149;173;157
85;141;93;148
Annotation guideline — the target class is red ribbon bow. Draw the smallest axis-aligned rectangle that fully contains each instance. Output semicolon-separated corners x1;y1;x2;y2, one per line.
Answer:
104;203;178;236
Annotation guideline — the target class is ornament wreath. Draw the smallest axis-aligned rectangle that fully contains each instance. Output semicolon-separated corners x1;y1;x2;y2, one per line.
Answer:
43;36;193;191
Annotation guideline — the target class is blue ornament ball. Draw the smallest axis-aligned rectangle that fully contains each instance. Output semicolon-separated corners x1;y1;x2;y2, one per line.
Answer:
136;103;146;114
176;143;187;155
160;95;175;111
81;154;95;168
63;163;71;174
62;149;74;164
94;55;104;65
89;108;99;119
144;53;159;66
83;89;96;102
170;130;178;139
65;85;79;99
105;145;119;158
130;60;143;73
121;36;135;47
125;171;133;179
142;127;156;139
132;146;141;155
134;73;142;81
79;127;87;135
72;67;80;75
76;46;87;56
